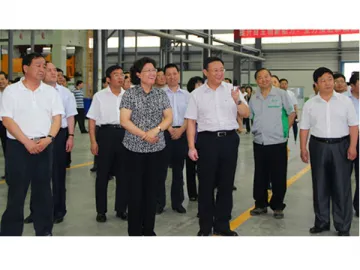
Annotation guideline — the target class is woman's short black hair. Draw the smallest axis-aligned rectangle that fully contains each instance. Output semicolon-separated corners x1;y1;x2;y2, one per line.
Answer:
130;57;157;85
186;76;204;93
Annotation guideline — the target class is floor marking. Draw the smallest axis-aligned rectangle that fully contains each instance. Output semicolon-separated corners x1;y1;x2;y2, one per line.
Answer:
230;164;311;231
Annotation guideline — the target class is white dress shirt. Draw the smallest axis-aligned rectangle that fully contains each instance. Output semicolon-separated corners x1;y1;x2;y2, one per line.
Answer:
300;91;358;138
185;81;247;132
165;86;190;127
0;80;65;139
87;87;125;125
55;83;78;128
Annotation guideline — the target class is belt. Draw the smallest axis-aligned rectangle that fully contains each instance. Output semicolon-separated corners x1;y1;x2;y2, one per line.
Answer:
311;135;349;144
172;126;181;128
100;124;122;129
30;136;46;141
200;130;236;137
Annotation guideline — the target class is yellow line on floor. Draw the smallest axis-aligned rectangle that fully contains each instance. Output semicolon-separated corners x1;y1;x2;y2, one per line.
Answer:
230;164;311;231
0;161;94;185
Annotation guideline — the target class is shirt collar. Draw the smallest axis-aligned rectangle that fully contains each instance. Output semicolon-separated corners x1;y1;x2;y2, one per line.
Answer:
255;86;277;98
20;79;44;92
165;86;181;93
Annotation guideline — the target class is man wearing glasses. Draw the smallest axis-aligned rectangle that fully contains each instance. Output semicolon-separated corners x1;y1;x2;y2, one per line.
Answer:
334;73;350;96
185;57;249;236
87;65;128;223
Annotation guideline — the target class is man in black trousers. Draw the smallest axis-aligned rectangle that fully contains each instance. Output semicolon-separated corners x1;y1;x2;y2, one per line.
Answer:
185;57;250;236
87;65;128;222
0;53;64;236
23;62;78;225
300;67;358;236
0;71;9;179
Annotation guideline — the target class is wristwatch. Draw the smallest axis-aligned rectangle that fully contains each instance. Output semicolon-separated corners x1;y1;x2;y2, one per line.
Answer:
237;99;242;105
47;135;55;142
157;126;162;132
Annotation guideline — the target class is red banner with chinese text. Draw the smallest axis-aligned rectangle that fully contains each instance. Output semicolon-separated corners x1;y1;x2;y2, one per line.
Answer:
234;29;359;38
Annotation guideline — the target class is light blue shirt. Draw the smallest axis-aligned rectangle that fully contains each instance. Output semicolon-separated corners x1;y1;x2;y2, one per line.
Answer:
349;93;359;122
165;86;190;127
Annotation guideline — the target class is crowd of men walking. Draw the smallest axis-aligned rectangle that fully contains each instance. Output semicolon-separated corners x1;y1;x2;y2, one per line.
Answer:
0;53;358;236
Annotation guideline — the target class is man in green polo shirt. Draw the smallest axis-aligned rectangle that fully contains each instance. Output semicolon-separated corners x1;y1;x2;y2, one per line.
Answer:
249;68;295;219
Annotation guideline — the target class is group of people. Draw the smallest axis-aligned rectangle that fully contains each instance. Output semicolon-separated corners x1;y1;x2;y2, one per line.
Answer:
0;52;358;237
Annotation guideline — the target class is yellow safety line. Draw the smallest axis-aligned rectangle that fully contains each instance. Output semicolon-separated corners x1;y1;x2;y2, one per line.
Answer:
230;164;311;231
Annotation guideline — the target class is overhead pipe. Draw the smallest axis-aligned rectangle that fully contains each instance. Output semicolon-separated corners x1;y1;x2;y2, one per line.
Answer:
135;30;265;61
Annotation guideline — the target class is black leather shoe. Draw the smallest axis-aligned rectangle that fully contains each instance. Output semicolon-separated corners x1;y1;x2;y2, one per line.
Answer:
172;205;186;214
273;210;284;219
24;215;33;224
116;211;128;220
90;167;97;172
189;196;198;202
156;205;164;215
338;231;350;236
54;217;64;224
250;207;267;216
232;186;237;191
96;213;107;223
309;226;330;234
108;175;114;181
197;230;211;236
213;229;238;236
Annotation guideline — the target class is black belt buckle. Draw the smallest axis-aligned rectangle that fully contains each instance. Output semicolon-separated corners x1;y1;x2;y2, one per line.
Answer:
217;131;227;137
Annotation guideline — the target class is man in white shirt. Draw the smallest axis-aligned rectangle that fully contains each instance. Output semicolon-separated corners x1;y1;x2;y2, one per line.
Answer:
185;57;250;236
157;64;190;215
87;65;128;223
23;62;78;225
0;53;64;236
0;71;9;179
280;78;299;143
300;67;358;236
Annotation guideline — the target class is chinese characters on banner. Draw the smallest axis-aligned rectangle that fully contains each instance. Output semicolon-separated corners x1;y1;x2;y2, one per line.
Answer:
234;29;359;38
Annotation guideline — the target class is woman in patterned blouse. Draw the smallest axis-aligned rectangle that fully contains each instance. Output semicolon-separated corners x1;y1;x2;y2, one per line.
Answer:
120;57;173;236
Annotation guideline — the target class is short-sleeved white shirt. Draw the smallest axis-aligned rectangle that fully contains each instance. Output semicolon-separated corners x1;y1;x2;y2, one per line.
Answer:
184;81;247;132
300;91;358;138
87;87;125;125
54;83;78;128
0;80;64;139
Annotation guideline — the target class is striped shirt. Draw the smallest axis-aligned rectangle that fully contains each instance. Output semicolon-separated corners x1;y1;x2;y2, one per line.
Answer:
72;89;84;108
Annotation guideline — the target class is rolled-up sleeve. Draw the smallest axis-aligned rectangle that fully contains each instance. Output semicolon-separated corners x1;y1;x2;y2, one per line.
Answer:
86;94;100;121
346;98;359;127
300;102;311;130
52;91;65;117
0;88;15;119
184;94;197;120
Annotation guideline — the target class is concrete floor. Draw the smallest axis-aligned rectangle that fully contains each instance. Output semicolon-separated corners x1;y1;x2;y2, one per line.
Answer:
0;122;358;236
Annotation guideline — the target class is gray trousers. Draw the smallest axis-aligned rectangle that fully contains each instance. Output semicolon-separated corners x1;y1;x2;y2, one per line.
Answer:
309;136;353;232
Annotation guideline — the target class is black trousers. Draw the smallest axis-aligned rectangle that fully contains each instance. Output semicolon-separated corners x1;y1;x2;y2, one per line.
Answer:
353;140;359;215
157;130;187;208
196;130;239;234
293;118;298;142
243;118;251;132
1;139;53;236
75;108;87;133
0;121;7;176
28;128;68;219
186;155;198;199
92;125;100;169
125;148;167;236
309;136;353;232
253;142;287;210
96;127;127;214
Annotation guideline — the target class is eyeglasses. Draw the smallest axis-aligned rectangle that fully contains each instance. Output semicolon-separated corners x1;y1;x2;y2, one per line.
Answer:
142;69;158;73
334;80;346;84
113;73;125;79
207;69;226;74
